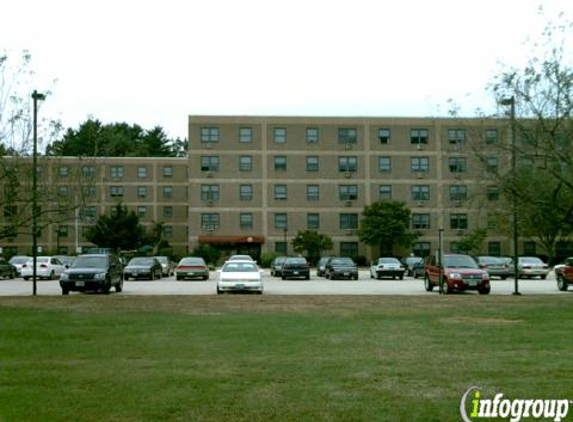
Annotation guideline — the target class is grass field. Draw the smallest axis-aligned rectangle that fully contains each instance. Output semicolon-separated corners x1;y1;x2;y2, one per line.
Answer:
0;295;571;422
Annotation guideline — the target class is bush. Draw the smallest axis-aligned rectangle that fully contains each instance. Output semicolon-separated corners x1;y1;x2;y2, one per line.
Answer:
353;255;368;267
190;244;221;266
259;252;276;269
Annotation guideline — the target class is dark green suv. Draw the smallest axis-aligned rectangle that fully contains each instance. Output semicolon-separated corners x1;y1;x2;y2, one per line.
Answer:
60;254;123;295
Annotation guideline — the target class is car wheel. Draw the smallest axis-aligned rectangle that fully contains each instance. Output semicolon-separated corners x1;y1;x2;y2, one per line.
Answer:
49;271;55;280
116;280;123;293
441;279;450;294
399;274;404;280
424;275;434;292
61;288;69;295
540;275;547;280
203;275;209;281
24;277;30;281
176;275;183;281
478;285;491;295
217;287;223;295
102;282;111;294
557;275;568;291
150;271;155;281
501;276;507;280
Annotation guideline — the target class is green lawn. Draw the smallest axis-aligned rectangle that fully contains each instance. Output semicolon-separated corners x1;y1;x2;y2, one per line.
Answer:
0;295;571;422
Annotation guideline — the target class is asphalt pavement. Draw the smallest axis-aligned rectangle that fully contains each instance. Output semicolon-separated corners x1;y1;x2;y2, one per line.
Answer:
0;269;569;296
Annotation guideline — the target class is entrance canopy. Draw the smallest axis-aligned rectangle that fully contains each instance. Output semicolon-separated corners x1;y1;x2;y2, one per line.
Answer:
198;235;265;244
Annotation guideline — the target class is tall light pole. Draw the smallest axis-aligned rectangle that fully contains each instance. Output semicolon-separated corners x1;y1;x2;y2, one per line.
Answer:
500;96;520;296
31;90;46;296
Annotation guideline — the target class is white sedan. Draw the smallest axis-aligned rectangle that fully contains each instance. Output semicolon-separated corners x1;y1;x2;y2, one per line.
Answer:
217;260;263;294
21;256;67;280
369;257;406;280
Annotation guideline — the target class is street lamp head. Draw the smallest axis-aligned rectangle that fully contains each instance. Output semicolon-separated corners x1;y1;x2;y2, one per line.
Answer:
499;96;515;106
31;90;46;101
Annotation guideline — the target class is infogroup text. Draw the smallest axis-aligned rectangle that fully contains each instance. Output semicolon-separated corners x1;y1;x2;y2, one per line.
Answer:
460;387;571;422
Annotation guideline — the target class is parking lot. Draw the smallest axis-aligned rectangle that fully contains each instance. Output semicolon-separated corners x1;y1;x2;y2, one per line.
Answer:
0;269;567;296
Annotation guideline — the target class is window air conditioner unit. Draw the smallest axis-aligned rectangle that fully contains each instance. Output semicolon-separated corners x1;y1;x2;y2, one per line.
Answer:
345;143;353;150
205;143;213;149
346;229;355;236
416;143;425;150
417;172;424;179
206;172;213;178
207;200;214;206
417;200;426;207
345;200;353;206
344;172;352;179
453;200;461;207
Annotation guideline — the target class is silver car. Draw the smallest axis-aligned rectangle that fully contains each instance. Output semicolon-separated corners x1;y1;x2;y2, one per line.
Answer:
517;256;549;279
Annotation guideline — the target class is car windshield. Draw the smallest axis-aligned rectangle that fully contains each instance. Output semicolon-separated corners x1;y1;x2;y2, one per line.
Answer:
129;258;154;266
286;258;306;264
10;257;29;264
378;258;400;264
405;257;423;264
222;262;258;273
331;258;354;266
479;257;502;264
179;258;205;266
520;257;543;264
27;257;49;264
72;256;108;269
443;255;478;269
155;257;168;264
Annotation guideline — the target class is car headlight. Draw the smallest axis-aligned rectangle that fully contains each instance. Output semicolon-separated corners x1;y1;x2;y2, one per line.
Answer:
61;272;69;281
94;273;106;280
449;272;462;279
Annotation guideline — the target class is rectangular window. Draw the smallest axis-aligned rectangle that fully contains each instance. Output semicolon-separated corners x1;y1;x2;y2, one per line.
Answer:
447;129;466;147
201;156;220;172
163;186;173;198
338;157;358;172
340;242;358;258
137;206;147;218
137;186;148;198
338;128;357;144
83;186;96;198
411;129;429;144
307;185;320;201
379;185;392;200
201;127;219;143
110;186;124;198
449;185;467;201
412;213;431;229
378;156;391;173
274;156;287;171
163;226;173;239
239;127;253;143
411;185;430;201
274;185;287;200
486;156;498;173
378;128;391;144
58;167;69;177
275;213;287;229
240;185;253;201
413;242;431;257
273;127;287;143
201;213;220;230
239;156;253;171
162;166;173;178
487;186;500;201
275;242;287;255
137;167;148;178
240;213;253;229
448;157;467;173
485;129;498;144
339;185;358;201
58;186;69;197
306;127;319;144
163;206;173;218
306;156;319;172
488;241;501;256
339;213;358;229
450;213;468;230
411;157;430;173
82;166;96;178
3;205;17;218
201;185;220;201
307;213;320;230
110;166;124;179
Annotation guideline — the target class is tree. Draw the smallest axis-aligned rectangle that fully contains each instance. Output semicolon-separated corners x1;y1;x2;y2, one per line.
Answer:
46;119;186;157
291;230;333;265
358;201;419;256
456;228;488;256
84;204;145;251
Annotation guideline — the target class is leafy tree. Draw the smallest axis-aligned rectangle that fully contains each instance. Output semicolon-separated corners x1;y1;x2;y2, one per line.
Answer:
456;228;488;255
190;244;221;267
291;230;333;265
358;201;419;256
46;119;186;157
84;204;145;251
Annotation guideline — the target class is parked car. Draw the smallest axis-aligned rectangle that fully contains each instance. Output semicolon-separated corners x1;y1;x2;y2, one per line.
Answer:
402;256;424;277
325;257;359;280
424;253;490;294
60;253;123;295
123;257;163;280
217;260;263;294
370;257;405;280
316;256;333;277
0;258;17;279
412;258;426;279
21;256;67;280
517;256;550;279
281;257;310;280
9;255;31;276
174;257;209;280
53;255;75;269
270;256;287;277
475;256;513;279
154;256;174;277
555;257;573;291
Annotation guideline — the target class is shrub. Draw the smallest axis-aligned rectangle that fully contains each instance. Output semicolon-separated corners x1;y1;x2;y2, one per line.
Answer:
259;252;276;269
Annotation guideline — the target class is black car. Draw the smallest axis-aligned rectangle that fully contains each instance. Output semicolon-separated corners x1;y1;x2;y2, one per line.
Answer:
59;254;123;295
123;257;163;280
270;256;287;277
325;257;359;280
281;257;310;280
316;256;333;277
0;258;17;279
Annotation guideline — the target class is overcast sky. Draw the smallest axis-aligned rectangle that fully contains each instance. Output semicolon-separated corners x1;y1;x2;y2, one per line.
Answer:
2;0;572;141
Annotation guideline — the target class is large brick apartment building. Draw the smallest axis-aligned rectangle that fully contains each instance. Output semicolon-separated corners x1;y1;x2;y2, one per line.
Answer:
2;115;534;261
